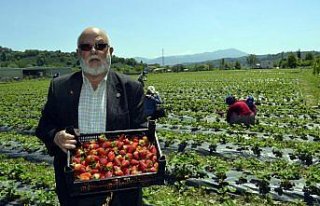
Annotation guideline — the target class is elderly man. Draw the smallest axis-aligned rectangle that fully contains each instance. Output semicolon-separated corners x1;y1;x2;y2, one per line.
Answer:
36;27;146;206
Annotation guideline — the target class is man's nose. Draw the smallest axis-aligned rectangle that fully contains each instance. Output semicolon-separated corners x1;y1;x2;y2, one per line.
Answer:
90;46;97;54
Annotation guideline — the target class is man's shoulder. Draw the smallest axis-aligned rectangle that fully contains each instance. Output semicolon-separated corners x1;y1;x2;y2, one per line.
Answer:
53;71;80;81
52;71;81;84
109;70;139;86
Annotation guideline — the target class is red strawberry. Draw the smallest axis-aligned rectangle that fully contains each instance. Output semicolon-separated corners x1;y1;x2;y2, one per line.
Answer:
131;170;139;175
82;142;91;149
91;168;99;174
152;155;158;162
107;151;115;162
73;163;86;173
114;170;124;176
149;167;157;172
116;140;124;149
123;167;130;175
126;144;136;153
92;162;101;170
133;151;139;160
74;148;85;157
124;138;131;145
132;136;139;142
113;166;121;171
106;162;113;171
132;142;139;149
100;173;106;179
123;145;128;152
102;141;112;149
146;152;154;160
97;148;107;156
81;160;87;167
105;171;113;177
114;155;123;166
146;159;153;168
114;166;124;176
119;149;126;156
99;157;108;165
121;159;130;168
72;157;81;164
130;165;140;175
118;134;125;141
85;165;92;172
85;155;99;164
130;159;139;166
139;149;148;159
88;149;98;155
139;160;148;172
89;143;99;150
125;153;133;160
149;145;157;154
79;172;92;181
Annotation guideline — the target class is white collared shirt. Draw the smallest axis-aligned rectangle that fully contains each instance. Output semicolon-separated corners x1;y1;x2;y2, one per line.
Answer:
78;72;108;134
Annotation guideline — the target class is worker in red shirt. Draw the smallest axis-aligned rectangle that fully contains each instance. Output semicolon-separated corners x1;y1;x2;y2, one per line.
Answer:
225;95;255;125
240;96;257;115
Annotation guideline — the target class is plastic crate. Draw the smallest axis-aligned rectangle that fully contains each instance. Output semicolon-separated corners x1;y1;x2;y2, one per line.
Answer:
64;121;166;197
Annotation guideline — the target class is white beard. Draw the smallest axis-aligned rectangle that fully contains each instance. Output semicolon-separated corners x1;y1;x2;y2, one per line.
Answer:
80;54;111;76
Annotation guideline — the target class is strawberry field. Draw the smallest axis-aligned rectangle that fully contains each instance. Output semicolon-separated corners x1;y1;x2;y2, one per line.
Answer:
0;69;319;205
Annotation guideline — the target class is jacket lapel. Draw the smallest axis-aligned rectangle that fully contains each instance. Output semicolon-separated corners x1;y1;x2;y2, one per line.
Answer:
106;71;124;131
69;72;82;128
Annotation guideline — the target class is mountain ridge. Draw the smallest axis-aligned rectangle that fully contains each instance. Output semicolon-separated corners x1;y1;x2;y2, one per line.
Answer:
134;48;248;65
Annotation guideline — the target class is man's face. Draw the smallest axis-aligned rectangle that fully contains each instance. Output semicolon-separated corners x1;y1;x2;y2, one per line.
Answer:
77;29;113;76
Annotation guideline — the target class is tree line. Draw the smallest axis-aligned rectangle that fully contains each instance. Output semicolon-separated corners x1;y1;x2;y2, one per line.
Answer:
0;46;146;74
166;50;320;74
1;46;319;75
245;50;317;69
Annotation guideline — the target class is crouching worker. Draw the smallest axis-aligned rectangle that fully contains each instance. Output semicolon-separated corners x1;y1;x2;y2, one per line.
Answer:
245;95;257;115
144;86;165;120
225;95;255;126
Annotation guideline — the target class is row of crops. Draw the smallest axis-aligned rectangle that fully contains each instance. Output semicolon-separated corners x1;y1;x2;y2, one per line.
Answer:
0;69;319;205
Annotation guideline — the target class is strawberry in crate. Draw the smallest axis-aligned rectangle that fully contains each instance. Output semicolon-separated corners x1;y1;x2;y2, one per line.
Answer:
70;133;159;181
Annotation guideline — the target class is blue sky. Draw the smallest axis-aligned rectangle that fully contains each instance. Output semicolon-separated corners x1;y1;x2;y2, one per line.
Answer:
0;0;319;58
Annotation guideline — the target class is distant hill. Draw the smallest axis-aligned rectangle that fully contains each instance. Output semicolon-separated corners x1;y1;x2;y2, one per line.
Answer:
135;48;247;65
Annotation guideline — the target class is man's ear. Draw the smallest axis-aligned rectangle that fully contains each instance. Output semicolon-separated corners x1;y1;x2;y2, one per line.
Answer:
76;48;81;58
109;47;114;55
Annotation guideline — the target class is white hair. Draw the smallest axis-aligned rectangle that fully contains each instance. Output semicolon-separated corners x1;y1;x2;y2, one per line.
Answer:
147;86;156;94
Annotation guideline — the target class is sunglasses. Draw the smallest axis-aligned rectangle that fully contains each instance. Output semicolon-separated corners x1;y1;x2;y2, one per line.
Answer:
78;43;109;51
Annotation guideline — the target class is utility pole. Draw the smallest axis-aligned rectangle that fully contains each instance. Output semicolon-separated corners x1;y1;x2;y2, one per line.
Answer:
162;48;165;66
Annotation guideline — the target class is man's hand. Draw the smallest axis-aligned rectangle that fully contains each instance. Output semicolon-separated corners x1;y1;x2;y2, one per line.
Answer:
54;130;77;153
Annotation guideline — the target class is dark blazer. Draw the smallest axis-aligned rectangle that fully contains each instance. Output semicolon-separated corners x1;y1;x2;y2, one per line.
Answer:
36;70;146;206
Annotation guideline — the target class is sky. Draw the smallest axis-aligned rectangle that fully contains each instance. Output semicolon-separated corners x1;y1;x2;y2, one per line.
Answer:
0;0;319;59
